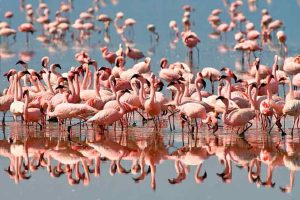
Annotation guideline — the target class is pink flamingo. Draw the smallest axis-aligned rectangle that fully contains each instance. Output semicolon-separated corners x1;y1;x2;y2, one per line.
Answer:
125;46;145;62
181;31;200;63
216;96;255;136
23;90;44;127
143;74;161;129
87;90;130;131
10;70;30;121
101;46;117;65
18;23;36;44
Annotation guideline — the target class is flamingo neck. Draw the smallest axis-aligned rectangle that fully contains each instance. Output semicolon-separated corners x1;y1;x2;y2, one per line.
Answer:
255;68;260;85
92;62;98;71
178;84;185;103
116;93;125;114
46;73;55;94
137;80;145;104
108;76;116;96
222;101;229;125
248;85;256;110
288;78;294;100
195;80;202;101
272;64;278;84
217;83;222;97
183;82;189;97
47;102;54;117
174;87;181;106
36;78;47;91
86;71;93;89
266;84;272;101
80;66;90;90
67;76;75;97
149;81;156;103
23;94;29;121
74;74;80;96
130;79;139;95
226;78;232;100
93;73;101;98
17;76;23;101
13;76;18;100
7;76;15;95
28;76;40;93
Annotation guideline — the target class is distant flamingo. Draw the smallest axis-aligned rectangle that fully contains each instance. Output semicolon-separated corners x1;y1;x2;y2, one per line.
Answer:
101;46;117;65
125;46;145;62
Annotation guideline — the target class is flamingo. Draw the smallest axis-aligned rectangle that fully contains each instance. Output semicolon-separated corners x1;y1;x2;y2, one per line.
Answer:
87;90;130;129
101;46;117;65
9;71;27;122
125;46;145;61
216;96;255;136
23;90;44;127
143;74;161;128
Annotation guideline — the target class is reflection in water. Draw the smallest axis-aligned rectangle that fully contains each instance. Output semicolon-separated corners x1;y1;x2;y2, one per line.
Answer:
1;121;300;193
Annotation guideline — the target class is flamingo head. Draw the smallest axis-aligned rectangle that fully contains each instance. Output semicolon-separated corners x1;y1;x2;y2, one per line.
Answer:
278;77;287;83
52;63;62;70
18;70;30;78
16;60;27;67
216;95;228;104
115;56;125;67
254;58;260;70
41;56;49;68
100;46;108;52
258;83;267;89
32;71;42;80
4;69;17;81
249;82;257;88
160;58;168;69
23;89;29;98
155;80;164;92
55;85;65;90
219;75;227;81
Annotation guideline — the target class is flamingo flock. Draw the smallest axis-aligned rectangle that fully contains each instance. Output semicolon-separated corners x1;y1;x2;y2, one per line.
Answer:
0;0;299;194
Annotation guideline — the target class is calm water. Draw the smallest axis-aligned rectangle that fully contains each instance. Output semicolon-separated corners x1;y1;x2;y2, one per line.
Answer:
0;0;300;199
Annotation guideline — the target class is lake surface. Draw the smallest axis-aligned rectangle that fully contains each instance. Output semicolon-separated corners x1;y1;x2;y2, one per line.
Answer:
0;0;300;199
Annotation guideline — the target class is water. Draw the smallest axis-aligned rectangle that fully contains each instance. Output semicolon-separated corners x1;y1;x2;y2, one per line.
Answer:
0;0;300;199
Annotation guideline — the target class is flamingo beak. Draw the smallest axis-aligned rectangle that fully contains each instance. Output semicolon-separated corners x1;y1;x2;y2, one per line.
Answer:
201;79;206;89
16;60;26;65
23;70;30;75
216;96;225;100
219;75;227;81
220;67;227;71
4;72;11;81
42;60;46;68
23;90;28;98
55;64;62;69
232;73;238;83
157;82;164;92
131;74;142;80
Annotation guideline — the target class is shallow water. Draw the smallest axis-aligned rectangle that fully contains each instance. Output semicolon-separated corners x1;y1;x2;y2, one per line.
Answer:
1;0;300;199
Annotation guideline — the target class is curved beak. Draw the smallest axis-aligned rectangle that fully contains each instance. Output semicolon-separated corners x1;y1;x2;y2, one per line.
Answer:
201;79;206;89
16;60;26;65
23;70;30;75
219;75;227;81
55;64;62;69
